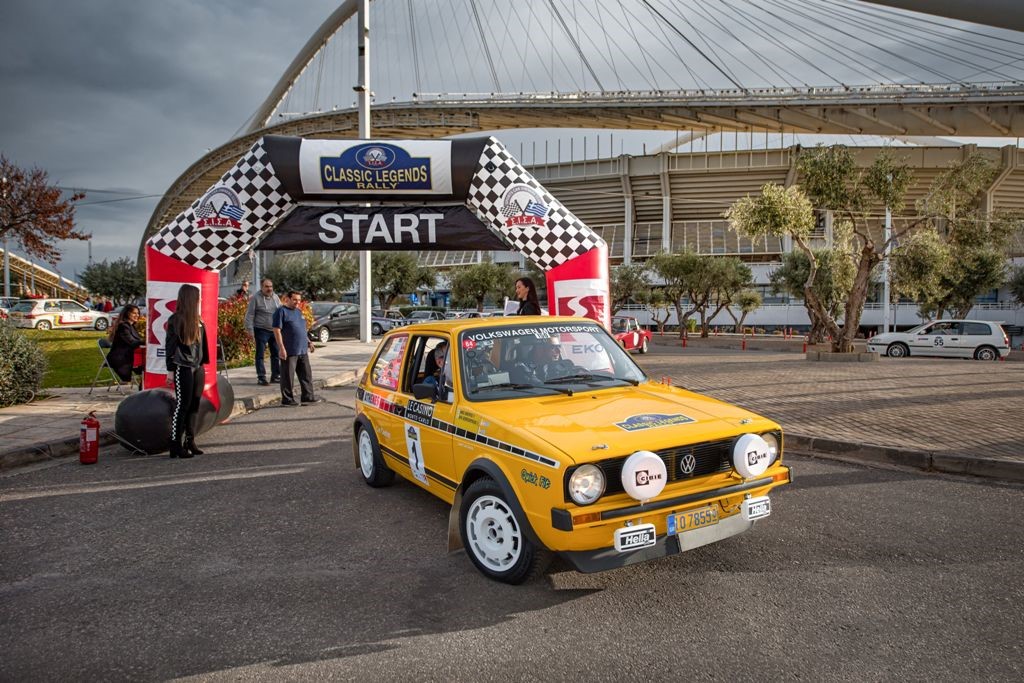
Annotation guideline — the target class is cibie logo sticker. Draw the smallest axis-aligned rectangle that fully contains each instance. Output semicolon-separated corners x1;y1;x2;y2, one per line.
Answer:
500;184;548;227
615;413;695;432
194;187;245;230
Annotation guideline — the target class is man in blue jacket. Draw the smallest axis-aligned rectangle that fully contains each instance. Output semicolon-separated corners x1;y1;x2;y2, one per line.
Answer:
272;290;323;407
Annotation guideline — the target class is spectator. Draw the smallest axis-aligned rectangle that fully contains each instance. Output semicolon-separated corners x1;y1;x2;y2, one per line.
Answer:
244;278;281;386
234;280;250;299
513;277;541;315
107;304;144;384
165;284;210;459
102;298;114;313
272;290;322;407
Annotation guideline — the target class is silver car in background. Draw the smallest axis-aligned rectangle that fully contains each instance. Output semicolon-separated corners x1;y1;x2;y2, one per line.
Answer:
867;320;1010;360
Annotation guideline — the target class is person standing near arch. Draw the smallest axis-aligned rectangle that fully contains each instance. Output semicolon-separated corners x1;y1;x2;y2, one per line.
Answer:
513;277;541;316
244;278;281;386
165;284;209;459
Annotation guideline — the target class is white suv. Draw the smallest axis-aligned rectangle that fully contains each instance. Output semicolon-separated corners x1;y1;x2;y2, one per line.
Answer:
867;320;1010;361
7;298;112;331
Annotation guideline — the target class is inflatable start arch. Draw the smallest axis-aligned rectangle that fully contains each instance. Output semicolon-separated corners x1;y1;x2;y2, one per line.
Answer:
124;136;609;452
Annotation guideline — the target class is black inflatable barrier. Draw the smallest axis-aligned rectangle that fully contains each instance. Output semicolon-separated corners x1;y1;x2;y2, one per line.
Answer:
115;376;234;454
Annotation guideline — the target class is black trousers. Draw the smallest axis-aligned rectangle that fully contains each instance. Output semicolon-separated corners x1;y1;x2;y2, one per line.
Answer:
171;365;204;444
280;354;314;404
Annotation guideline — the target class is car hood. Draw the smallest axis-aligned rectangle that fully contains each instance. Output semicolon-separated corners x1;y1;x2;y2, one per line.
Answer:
470;382;779;466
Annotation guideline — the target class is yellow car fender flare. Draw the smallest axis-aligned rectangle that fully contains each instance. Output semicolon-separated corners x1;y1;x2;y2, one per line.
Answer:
447;457;541;553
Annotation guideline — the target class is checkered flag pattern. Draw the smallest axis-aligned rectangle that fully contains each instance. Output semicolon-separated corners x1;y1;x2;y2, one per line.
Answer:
148;139;293;271
466;138;604;271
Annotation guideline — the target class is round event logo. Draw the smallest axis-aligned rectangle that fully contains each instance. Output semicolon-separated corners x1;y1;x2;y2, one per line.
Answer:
500;184;548;227
195;187;244;231
356;146;394;169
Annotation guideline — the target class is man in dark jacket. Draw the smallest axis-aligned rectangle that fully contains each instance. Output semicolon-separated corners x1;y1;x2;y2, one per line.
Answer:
244;278;281;386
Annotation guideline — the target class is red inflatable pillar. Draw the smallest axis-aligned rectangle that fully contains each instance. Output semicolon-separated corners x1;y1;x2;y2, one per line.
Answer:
144;247;220;411
544;245;610;329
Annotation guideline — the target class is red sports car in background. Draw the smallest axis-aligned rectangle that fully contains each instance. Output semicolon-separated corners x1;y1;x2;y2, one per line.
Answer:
611;315;651;353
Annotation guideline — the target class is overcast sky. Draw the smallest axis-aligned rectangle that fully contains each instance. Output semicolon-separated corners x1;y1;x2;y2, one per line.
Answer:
1;0;1020;283
0;0;338;280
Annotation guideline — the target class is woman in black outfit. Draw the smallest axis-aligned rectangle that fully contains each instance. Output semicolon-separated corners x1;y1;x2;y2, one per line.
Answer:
164;284;209;459
107;304;144;384
513;277;541;315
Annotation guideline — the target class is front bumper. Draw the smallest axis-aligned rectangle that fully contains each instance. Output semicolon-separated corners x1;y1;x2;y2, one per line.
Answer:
559;509;754;573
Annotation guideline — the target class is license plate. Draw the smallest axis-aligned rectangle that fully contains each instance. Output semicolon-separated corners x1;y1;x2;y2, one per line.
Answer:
743;496;771;521
668;506;719;535
614;523;657;552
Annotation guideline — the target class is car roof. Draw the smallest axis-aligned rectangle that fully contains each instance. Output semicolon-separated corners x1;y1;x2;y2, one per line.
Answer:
382;315;598;335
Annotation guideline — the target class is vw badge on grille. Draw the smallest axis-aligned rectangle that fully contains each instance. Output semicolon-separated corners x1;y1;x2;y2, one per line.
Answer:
680;453;697;475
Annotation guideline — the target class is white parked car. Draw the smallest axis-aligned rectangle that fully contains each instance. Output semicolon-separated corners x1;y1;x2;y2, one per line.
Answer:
7;298;112;331
867;320;1010;361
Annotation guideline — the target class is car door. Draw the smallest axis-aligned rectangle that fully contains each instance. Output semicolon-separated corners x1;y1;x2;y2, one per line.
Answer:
398;334;456;491
60;300;91;328
911;322;955;357
364;333;411;470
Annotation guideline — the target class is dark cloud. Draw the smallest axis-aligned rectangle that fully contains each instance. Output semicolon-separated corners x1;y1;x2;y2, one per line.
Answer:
0;0;336;279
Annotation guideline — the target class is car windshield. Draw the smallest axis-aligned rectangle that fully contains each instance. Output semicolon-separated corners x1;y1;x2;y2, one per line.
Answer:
311;303;336;317
458;321;647;400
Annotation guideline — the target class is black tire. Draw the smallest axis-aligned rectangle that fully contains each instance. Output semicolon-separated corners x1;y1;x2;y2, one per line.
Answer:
35;319;52;330
94;317;109;331
640;337;649;354
886;342;909;358
316;327;330;344
371;322;383;336
974;345;998;361
356;425;394;487
459;477;550;584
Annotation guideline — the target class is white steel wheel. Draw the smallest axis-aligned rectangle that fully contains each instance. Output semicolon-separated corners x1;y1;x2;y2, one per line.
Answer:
356;425;394;487
459;477;550;584
36;319;52;330
466;494;523;572
640;338;649;354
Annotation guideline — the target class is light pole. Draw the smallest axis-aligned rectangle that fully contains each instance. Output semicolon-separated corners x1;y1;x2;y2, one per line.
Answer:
2;175;9;298
882;173;892;334
356;0;373;344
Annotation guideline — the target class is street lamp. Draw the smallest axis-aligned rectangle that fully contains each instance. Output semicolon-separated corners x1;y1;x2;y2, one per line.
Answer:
2;175;9;298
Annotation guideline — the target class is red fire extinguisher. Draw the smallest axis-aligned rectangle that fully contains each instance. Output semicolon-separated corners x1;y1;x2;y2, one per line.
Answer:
80;411;100;465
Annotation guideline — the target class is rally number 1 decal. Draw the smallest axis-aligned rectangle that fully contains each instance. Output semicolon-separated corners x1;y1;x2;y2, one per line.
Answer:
404;424;429;485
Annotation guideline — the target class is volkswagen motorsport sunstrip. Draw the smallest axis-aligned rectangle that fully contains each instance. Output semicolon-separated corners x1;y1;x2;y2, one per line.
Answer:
353;317;791;584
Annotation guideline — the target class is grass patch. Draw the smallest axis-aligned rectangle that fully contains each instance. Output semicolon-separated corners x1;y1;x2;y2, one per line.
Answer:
23;329;108;388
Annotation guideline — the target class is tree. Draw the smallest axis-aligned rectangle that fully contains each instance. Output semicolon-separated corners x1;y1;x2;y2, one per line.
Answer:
703;257;753;336
769;249;855;342
725;289;763;333
634;287;672;335
1009;266;1024;306
0;155;89;265
263;253;359;300
449;260;516;311
79;258;145;305
891;156;1022;318
610;264;650;314
728;146;914;352
648;250;702;338
371;252;436;310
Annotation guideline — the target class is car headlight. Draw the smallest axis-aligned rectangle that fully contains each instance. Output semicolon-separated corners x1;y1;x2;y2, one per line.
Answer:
568;464;605;505
760;431;780;463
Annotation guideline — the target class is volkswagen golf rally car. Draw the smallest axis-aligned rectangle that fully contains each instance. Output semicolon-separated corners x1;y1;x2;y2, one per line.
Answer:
353;316;791;584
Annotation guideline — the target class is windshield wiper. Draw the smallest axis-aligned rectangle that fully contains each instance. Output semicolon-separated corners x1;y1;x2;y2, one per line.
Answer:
544;372;639;386
471;382;573;396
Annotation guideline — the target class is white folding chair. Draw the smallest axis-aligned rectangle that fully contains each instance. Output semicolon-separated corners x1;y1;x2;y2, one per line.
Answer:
89;338;126;394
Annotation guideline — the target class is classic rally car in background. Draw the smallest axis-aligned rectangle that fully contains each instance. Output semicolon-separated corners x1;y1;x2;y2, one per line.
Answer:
353;316;790;583
7;298;111;331
611;315;652;354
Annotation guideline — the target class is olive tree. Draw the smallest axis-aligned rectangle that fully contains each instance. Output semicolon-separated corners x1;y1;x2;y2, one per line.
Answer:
768;249;855;343
1009;266;1024;306
449;260;516;311
728;146;913;352
610;264;651;315
371;252;436;310
263;253;358;300
724;289;763;333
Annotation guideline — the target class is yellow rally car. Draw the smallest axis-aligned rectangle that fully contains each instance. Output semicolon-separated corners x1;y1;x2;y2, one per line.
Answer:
353;317;791;584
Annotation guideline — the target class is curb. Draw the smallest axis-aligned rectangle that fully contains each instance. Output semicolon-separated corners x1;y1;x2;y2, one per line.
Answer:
0;369;362;472
785;434;1024;483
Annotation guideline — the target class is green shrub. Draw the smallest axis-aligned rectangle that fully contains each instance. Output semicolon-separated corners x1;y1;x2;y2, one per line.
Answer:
217;297;254;365
0;322;48;407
